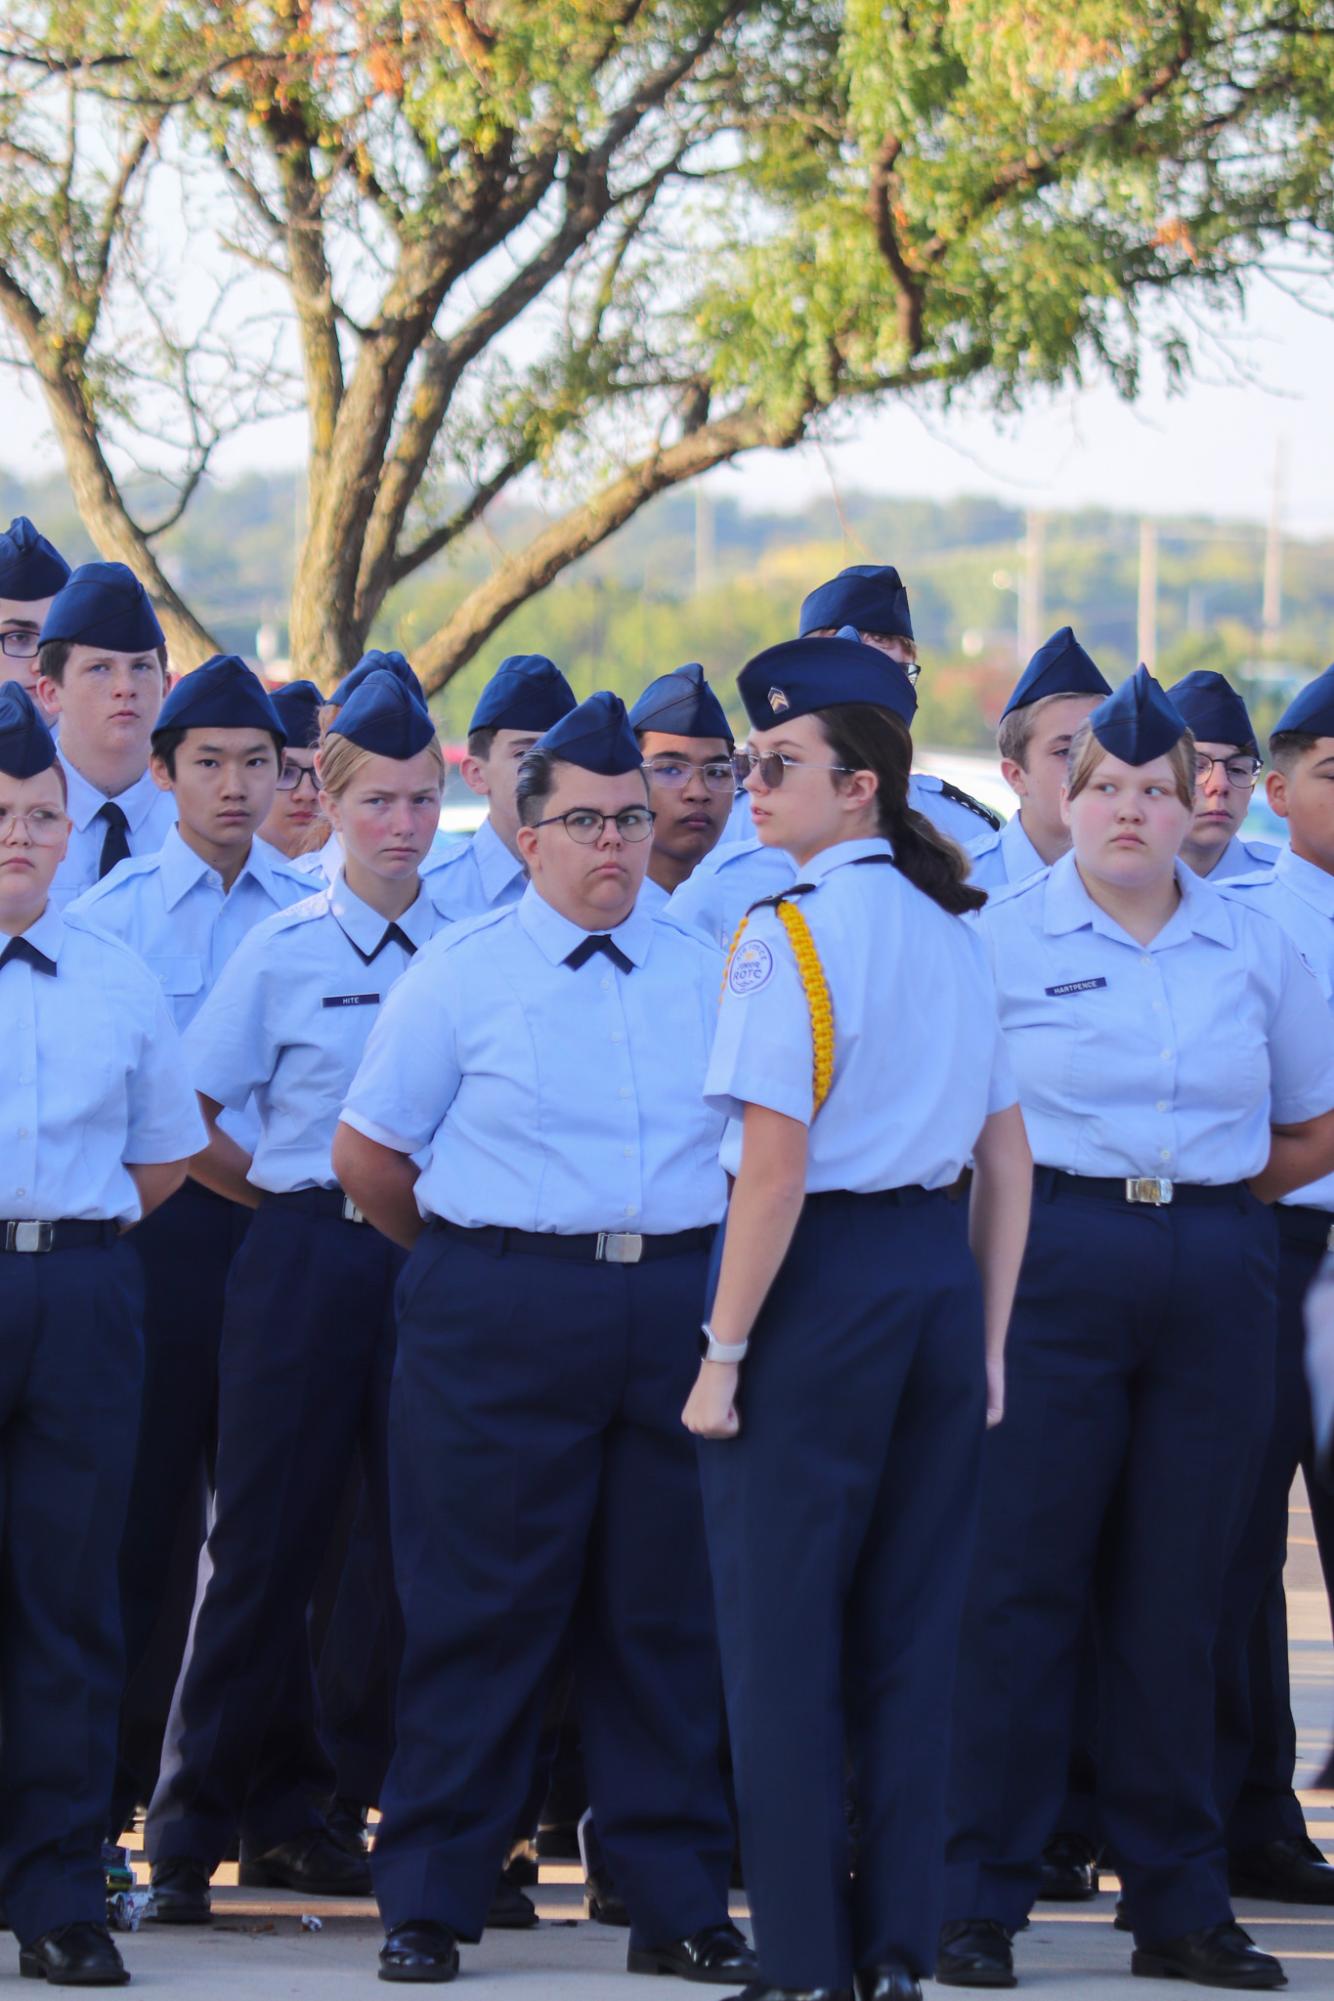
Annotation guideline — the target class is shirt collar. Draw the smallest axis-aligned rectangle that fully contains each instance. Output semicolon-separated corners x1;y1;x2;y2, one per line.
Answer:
472;815;526;900
1002;813;1045;876
156;824;303;911
796;836;894;884
517;881;654;968
1042;850;1235;949
59;754;166;835
328;871;437;959
1275;843;1334;918
12;901;67;965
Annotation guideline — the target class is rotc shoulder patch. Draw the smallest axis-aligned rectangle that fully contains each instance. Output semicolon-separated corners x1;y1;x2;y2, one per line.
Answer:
728;938;774;995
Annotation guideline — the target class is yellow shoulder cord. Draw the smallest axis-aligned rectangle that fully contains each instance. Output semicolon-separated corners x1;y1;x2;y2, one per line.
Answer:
722;901;835;1113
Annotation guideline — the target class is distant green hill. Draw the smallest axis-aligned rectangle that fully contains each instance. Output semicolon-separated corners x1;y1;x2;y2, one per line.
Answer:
5;469;1326;749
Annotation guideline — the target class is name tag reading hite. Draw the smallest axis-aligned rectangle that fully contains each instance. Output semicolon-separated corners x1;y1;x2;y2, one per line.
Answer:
1045;977;1108;998
322;993;381;1009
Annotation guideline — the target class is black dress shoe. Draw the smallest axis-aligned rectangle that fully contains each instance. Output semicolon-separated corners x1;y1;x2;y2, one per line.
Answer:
485;1875;537;1929
628;1920;759;1984
1037;1832;1100;1901
378;1920;459;1984
1131;1922;1286;1989
237;1827;373;1895
936;1920;1017;1989
147;1858;212;1925
856;1962;922;2000
503;1840;539;1889
1229;1836;1334;1905
19;1921;129;1986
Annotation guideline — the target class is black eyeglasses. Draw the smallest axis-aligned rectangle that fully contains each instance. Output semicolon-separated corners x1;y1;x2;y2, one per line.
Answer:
533;807;656;844
275;760;320;793
732;749;854;789
1193;752;1261;789
0;631;40;660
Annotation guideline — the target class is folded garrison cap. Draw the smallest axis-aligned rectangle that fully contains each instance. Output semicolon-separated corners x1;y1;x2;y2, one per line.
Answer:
153;654;286;744
469;654;576;735
0;517;70;602
270;679;323;750
0;682;59;777
629;663;732;744
1002;627;1111;718
536;690;643;775
328;668;436;759
327;650;427;713
1089;666;1186;766
40;560;164;653
798;564;913;644
738;626;917;731
1167;671;1257;751
1273;664;1334;739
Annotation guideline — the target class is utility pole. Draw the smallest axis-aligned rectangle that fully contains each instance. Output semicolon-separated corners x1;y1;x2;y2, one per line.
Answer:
1137;518;1158;672
1020;510;1046;660
1262;441;1285;654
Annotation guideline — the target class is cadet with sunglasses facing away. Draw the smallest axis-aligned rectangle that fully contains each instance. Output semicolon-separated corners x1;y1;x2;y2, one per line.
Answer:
335;692;755;1990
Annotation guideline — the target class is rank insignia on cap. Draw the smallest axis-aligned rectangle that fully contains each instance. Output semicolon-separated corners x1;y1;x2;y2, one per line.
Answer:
768;688;790;714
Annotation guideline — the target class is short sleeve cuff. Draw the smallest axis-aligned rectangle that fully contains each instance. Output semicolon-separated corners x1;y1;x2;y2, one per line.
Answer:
339;1108;423;1155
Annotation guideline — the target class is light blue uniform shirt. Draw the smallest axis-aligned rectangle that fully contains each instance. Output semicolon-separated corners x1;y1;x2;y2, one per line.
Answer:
51;754;178;909
1201;831;1280;880
68;826;314;1031
0;903;205;1223
980;851;1334;1184
1224;847;1334;1210
419;814;525;920
342;888;728;1234
706;837;1016;1192
965;812;1046;892
185;873;448;1194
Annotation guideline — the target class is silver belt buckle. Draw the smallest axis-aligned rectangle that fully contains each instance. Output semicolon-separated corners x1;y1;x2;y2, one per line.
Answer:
596;1231;644;1265
1125;1177;1173;1206
7;1221;53;1253
341;1196;366;1226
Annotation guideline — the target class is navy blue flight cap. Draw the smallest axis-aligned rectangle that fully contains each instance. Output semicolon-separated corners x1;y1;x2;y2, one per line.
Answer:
39;560;165;653
629;663;733;744
738;627;918;732
1274;664;1334;739
469;653;576;735
1089;665;1186;766
270;679;323;750
0;516;70;602
327;649;427;712
1001;626;1111;718
1167;670;1256;750
329;668;436;758
537;690;643;775
153;654;287;745
798;564;913;643
0;682;59;778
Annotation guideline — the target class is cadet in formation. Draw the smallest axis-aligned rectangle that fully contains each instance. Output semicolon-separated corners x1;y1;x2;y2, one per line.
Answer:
671;565;1000;948
69;654;315;1866
257;679;330;862
143;668;452;1917
1215;665;1334;1904
629;662;735;911
1168;672;1279;882
0;515;69;696
0;683;204;1987
335;692;755;1987
681;632;1031;2001
939;669;1334;1993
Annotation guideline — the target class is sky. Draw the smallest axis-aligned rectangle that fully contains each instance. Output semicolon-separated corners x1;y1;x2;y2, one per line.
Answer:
4;267;1332;539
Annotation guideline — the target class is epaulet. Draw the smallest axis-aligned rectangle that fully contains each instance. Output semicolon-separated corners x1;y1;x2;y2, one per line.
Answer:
938;780;1002;830
747;881;817;915
71;853;161;903
426;903;514;955
966;824;1002;857
420;841;469;876
59;911;175;980
983;871;1044;910
265;888;334;931
652;909;724;954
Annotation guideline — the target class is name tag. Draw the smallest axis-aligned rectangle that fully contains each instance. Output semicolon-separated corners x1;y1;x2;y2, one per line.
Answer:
322;993;380;1009
1045;977;1108;997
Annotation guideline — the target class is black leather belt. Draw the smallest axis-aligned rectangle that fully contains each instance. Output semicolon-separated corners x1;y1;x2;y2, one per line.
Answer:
1;1220;120;1253
262;1188;369;1225
805;1183;961;1209
429;1220;713;1265
1038;1168;1249;1209
1275;1203;1334;1251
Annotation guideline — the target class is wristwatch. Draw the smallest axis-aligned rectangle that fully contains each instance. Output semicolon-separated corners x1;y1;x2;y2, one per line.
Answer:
700;1323;749;1365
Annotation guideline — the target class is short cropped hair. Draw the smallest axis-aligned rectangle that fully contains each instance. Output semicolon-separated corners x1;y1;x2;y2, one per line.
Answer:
515;750;649;828
151;725;284;779
38;638;169;685
1269;730;1321;776
466;726;498;761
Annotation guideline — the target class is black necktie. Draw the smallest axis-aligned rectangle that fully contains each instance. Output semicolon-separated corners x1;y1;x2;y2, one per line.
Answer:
352;922;418;966
0;935;57;976
565;933;633;974
97;801;131;879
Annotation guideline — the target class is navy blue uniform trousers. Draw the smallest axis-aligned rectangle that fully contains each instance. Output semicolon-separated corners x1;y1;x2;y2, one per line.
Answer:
146;1201;400;1868
945;1180;1277;1945
0;1242;143;1945
1216;1212;1334;1848
371;1228;733;1949
699;1188;986;1992
112;1178;250;1836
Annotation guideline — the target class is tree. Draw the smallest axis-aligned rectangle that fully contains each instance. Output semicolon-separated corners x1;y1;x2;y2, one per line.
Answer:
2;2;1332;690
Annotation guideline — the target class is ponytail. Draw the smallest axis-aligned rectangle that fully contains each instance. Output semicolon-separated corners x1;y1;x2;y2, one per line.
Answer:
817;705;986;917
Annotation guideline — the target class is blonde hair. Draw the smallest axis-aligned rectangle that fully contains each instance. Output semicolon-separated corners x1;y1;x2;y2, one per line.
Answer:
1065;721;1196;809
316;731;445;800
997;690;1085;769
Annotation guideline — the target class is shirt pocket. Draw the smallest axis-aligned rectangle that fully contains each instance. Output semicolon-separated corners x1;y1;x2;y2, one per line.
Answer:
148;955;205;1000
